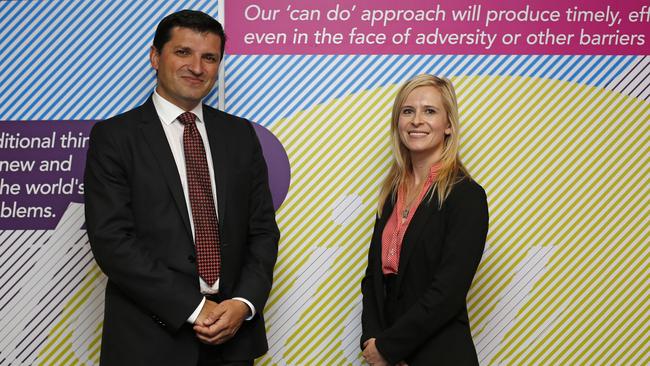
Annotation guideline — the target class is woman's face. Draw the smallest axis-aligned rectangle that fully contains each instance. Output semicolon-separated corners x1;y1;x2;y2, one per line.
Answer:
397;86;451;162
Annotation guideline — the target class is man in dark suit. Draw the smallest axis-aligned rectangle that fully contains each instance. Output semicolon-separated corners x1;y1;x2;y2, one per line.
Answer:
84;10;279;366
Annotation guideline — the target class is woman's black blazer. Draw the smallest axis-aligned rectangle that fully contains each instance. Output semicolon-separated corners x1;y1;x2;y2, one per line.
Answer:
361;178;489;365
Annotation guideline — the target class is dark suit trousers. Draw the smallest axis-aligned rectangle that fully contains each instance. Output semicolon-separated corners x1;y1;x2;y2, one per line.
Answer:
197;343;253;366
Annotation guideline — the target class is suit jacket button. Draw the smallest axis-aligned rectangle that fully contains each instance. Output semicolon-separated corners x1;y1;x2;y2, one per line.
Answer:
188;255;196;263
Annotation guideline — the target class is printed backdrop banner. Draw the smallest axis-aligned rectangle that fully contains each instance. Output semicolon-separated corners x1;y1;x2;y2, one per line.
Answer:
0;0;648;365
226;0;650;54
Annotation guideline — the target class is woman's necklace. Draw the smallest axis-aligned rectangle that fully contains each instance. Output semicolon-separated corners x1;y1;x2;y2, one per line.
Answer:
401;162;441;221
401;207;410;219
401;181;423;220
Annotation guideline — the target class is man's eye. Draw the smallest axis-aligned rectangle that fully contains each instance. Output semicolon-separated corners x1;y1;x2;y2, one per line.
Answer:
175;50;189;56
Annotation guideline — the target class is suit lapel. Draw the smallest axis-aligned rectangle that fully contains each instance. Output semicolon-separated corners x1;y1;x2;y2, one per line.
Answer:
138;98;193;238
203;107;228;225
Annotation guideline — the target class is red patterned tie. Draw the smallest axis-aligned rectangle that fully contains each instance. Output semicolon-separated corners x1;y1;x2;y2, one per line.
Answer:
178;112;221;286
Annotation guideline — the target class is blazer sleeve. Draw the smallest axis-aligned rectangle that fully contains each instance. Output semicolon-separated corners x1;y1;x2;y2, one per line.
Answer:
84;122;203;331
229;122;280;312
360;215;384;348
375;180;489;363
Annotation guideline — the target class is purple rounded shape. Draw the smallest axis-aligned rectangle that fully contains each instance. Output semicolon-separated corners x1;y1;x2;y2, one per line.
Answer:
252;124;291;211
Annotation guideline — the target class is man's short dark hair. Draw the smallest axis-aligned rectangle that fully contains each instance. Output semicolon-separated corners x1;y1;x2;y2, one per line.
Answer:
153;9;226;58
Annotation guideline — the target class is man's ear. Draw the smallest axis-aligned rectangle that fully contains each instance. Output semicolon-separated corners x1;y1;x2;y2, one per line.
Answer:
150;46;160;70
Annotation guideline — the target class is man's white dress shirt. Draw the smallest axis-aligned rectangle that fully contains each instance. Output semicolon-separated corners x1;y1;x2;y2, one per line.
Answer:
152;90;255;323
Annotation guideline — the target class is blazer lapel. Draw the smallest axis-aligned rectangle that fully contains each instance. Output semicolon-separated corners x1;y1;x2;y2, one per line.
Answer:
396;196;439;290
203;107;228;225
374;198;394;325
138;98;193;238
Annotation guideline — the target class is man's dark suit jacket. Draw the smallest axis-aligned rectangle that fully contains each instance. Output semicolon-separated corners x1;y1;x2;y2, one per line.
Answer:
84;97;280;365
361;178;488;365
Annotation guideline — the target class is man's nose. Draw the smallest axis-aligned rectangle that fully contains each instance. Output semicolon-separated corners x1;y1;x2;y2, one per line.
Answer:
187;55;203;74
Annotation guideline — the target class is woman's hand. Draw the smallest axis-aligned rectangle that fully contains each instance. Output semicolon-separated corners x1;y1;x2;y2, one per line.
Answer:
362;338;390;366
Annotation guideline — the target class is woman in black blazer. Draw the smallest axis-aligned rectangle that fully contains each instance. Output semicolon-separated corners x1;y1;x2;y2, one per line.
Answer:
361;74;489;366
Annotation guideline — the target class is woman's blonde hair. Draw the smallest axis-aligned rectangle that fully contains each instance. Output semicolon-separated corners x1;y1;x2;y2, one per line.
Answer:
378;74;470;214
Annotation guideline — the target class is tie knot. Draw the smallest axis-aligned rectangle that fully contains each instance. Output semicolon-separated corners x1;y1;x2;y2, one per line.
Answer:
178;112;197;125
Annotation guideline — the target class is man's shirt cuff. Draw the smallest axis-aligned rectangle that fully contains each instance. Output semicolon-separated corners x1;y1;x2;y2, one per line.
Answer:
232;297;256;320
187;297;206;324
